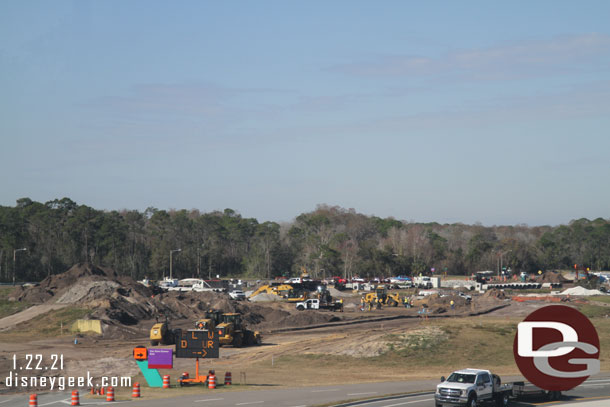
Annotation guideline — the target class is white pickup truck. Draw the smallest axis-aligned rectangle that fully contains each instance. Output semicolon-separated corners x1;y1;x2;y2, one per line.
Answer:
435;369;560;407
435;369;511;407
295;298;343;311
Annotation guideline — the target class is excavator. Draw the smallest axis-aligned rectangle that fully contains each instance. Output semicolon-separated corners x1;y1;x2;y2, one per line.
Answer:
363;285;400;307
248;283;294;299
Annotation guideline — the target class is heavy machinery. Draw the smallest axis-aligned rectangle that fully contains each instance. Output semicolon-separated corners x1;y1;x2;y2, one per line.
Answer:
194;309;223;331
248;283;294;299
363;285;401;307
216;312;262;347
149;317;176;346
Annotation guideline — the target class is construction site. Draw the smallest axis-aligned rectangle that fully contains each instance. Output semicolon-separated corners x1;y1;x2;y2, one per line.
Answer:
1;263;609;399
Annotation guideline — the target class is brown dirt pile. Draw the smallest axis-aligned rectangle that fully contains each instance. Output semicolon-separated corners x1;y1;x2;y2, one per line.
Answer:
534;270;569;284
7;263;340;337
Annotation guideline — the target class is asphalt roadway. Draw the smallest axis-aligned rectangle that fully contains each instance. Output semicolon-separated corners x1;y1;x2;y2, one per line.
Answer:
1;375;609;407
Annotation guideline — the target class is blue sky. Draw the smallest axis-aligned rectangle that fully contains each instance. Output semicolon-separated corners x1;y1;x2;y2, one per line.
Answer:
2;1;609;226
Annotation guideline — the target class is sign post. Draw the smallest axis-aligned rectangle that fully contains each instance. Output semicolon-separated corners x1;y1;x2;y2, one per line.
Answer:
176;330;220;385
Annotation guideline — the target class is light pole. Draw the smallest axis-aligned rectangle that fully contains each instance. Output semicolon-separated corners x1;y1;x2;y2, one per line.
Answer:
169;249;181;280
13;248;27;285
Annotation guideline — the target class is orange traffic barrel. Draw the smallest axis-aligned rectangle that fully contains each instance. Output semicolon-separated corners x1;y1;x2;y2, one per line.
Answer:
106;386;114;402
224;371;232;385
208;373;216;389
163;375;170;389
132;382;141;398
29;394;37;407
71;390;80;406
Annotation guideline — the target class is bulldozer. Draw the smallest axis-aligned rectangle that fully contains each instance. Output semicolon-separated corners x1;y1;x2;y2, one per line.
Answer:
216;312;262;347
363;285;400;307
149;316;176;346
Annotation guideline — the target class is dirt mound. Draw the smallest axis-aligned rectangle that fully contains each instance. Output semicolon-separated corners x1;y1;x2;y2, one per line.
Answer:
535;270;569;284
6;263;343;337
483;289;507;299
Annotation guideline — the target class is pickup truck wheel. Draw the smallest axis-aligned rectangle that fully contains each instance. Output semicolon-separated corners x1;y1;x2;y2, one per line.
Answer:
467;395;478;407
296;305;305;311
496;393;509;406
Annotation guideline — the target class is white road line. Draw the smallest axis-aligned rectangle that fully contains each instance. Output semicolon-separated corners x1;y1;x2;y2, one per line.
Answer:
582;384;610;387
585;379;610;383
38;400;70;406
346;395;434;406
235;402;264;406
311;388;340;393
0;399;16;405
195;399;225;403
347;392;378;396
382;398;434;407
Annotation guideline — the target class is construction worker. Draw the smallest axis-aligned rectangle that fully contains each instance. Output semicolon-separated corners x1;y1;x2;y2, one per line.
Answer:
450;300;455;310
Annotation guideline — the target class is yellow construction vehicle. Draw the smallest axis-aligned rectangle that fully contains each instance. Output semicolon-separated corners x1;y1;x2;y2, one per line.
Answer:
216;312;262;347
149;317;176;346
194;309;223;331
363;285;400;307
248;283;294;299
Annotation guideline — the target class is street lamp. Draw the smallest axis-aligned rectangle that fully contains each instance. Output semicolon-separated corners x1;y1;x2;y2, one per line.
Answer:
169;249;181;280
13;248;27;285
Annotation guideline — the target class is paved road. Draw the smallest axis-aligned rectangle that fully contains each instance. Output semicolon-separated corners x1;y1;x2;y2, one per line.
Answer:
1;376;609;407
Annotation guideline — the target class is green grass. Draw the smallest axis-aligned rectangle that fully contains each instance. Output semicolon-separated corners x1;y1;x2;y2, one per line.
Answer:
0;287;31;319
590;295;610;304
578;304;610;319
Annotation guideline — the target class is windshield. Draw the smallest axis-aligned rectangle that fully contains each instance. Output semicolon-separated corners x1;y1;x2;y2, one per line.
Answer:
447;373;476;384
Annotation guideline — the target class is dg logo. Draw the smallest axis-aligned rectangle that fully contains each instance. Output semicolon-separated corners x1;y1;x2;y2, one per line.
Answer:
513;305;600;391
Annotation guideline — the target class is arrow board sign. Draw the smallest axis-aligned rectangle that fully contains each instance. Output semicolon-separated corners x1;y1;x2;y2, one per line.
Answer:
175;329;219;358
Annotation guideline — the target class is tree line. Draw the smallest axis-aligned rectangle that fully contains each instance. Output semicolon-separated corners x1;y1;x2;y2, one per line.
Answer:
1;198;609;283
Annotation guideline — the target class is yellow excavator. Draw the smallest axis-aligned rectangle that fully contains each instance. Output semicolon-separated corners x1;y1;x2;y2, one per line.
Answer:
248;284;294;299
363;285;400;307
216;312;262;347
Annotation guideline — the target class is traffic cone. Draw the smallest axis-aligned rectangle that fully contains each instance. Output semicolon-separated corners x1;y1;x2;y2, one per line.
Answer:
132;382;141;398
29;394;37;407
90;387;95;395
71;390;80;406
208;373;216;389
106;386;114;402
224;371;232;385
100;386;105;395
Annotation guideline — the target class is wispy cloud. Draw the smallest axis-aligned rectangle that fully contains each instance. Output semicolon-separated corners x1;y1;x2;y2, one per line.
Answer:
331;34;610;81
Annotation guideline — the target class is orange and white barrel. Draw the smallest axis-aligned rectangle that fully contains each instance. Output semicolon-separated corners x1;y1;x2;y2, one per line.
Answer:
71;390;80;406
29;394;37;407
106;386;114;402
208;374;216;389
132;382;140;398
163;375;170;389
224;371;232;385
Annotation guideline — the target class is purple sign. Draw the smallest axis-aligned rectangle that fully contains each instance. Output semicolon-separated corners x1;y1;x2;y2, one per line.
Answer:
148;348;173;369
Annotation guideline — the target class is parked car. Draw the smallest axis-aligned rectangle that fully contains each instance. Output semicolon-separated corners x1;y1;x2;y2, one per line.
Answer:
229;290;246;300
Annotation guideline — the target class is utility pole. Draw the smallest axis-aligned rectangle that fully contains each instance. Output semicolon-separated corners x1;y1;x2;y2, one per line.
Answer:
13;248;27;285
170;248;181;280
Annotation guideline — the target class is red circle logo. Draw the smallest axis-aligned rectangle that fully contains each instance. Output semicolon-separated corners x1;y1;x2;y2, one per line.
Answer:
513;305;600;391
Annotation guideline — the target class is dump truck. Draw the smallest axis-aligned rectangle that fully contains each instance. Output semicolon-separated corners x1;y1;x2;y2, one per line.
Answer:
216;312;262;347
149;317;176;346
363;285;400;307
